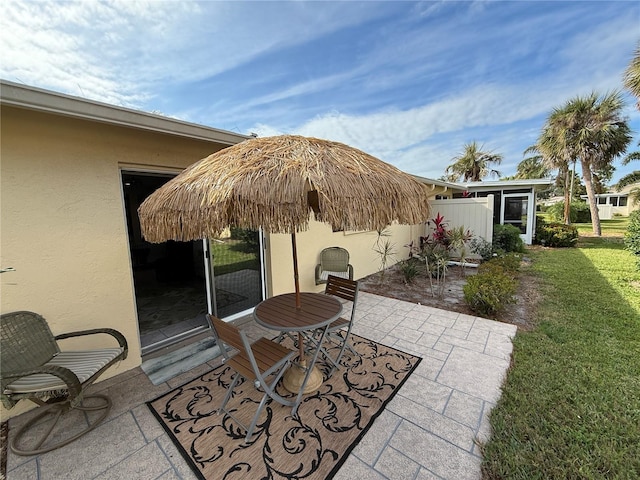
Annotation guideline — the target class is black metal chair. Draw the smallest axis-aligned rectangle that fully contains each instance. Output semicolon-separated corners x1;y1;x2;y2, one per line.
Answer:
0;311;128;455
207;314;296;442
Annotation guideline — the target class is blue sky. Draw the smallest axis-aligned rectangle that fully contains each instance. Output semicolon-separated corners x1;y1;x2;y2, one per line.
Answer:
2;1;639;183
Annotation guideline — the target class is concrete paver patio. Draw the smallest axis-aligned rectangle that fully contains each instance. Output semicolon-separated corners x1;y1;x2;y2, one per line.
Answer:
4;292;516;480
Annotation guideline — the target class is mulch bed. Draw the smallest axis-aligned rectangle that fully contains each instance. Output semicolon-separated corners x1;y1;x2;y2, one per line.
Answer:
358;261;539;330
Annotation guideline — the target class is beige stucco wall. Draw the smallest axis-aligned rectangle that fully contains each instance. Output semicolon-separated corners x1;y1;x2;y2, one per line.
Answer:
0;105;232;417
1;103;432;421
265;221;423;297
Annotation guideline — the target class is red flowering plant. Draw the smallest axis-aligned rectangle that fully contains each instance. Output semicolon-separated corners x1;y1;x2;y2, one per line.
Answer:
409;213;474;298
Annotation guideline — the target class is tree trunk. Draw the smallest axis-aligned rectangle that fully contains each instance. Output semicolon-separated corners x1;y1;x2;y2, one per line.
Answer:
569;160;576;203
563;168;571;224
581;159;601;236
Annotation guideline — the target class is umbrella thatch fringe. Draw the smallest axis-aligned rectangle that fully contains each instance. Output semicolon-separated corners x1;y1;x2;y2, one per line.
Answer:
139;135;431;242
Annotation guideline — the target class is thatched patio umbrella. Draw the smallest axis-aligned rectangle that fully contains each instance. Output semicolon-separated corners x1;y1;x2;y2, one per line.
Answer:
138;135;431;306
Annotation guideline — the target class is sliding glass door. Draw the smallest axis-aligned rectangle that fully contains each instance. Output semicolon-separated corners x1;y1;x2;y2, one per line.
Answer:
122;171;265;355
205;228;265;321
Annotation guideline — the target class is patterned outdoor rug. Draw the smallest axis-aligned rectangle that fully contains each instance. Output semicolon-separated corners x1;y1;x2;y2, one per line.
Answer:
147;334;421;480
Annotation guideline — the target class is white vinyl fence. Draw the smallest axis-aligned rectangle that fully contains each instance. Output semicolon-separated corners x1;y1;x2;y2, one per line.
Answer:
427;195;494;242
597;204;613;220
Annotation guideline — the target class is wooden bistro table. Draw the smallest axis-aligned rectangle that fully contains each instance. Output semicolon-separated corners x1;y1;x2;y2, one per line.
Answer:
253;292;342;414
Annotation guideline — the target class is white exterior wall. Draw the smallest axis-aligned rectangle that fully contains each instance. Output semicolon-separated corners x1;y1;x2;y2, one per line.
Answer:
597;204;614;220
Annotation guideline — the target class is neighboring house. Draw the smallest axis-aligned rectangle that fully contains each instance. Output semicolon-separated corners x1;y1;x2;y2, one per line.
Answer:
580;182;640;219
0;81;423;419
414;177;554;245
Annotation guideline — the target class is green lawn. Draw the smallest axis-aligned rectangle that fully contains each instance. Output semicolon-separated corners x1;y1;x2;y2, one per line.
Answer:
210;238;260;276
574;217;630;237
537;214;630;237
482;235;640;479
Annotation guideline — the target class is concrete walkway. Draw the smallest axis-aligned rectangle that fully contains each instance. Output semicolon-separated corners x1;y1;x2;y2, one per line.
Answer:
4;292;517;480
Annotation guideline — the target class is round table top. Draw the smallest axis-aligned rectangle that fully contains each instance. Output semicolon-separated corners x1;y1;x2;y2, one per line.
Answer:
253;292;343;332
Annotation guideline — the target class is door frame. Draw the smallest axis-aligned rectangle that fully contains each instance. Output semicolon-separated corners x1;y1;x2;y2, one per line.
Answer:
500;192;534;245
121;168;212;355
203;231;267;323
121;167;267;355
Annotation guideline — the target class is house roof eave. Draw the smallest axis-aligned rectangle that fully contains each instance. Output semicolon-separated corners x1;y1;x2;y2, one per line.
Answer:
411;175;465;193
463;178;554;191
0;80;250;146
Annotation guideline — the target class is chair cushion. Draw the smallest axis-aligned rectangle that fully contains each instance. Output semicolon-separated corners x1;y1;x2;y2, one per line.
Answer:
319;270;350;281
3;348;125;394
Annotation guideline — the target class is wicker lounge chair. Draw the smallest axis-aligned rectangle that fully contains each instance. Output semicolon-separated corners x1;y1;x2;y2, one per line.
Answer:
0;311;128;455
315;247;353;285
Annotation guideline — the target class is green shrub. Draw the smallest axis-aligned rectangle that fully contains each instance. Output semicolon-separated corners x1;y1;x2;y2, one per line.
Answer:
477;262;511;280
535;217;579;248
624;210;640;269
463;266;517;316
480;253;522;275
399;258;420;284
229;227;260;251
492;224;525;254
469;236;493;261
547;200;591;223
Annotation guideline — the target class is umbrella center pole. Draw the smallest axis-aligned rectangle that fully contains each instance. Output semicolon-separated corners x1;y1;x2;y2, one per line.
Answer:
290;231;304;362
291;232;301;309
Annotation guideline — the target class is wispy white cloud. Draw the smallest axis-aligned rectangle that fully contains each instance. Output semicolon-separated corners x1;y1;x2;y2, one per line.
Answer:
2;0;638;182
1;0;200;104
1;1;389;106
247;5;640;181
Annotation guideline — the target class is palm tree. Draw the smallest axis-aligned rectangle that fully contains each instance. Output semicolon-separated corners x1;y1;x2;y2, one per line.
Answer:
616;171;640;206
537;92;632;235
623;44;640;109
615;149;640;206
618;46;640;205
526;139;573;224
514;154;551;179
445;142;503;182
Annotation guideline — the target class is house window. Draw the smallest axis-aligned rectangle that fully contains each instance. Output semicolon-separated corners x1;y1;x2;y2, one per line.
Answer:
619;196;628;207
598;197;607;205
610;197;619;207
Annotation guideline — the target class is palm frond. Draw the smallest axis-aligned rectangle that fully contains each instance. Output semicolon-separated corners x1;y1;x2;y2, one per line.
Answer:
615;171;640;191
